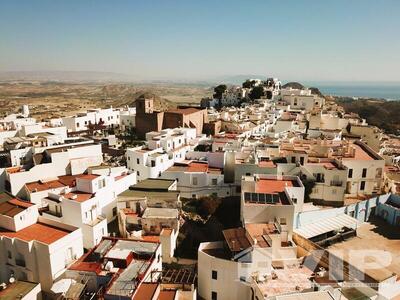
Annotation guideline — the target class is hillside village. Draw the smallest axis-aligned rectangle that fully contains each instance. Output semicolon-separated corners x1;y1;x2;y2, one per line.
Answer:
0;77;399;300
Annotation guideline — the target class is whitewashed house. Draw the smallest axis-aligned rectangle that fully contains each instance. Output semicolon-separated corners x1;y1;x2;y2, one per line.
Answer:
0;192;83;292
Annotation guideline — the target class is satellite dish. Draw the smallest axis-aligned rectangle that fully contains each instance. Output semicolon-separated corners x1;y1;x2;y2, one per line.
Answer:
9;277;15;284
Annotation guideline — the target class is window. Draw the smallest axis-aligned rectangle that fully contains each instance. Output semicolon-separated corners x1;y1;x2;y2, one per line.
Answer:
136;158;140;164
362;168;367;178
291;157;296;163
212;178;218;185
112;207;117;216
360;181;366;191
212;270;218;280
192;177;198;185
137;171;140;176
99;178;106;189
76;122;80;128
212;292;217;300
151;160;156;167
56;205;62;217
348;169;353;179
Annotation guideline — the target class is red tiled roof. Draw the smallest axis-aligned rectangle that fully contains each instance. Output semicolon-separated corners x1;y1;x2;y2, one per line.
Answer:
25;179;66;193
258;161;276;168
115;174;128;181
64;191;93;203
78;174;99;181
133;283;158;300
187;162;208;172
58;175;78;187
8;198;34;208
352;144;375;160
256;179;294;194
158;290;176;300
0;222;70;244
139;235;160;243
69;253;102;274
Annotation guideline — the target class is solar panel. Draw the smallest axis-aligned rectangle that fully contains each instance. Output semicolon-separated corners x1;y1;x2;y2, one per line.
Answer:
244;192;280;204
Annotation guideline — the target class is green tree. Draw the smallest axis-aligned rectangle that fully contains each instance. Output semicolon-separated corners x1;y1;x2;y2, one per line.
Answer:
242;80;252;88
249;86;264;100
213;84;227;100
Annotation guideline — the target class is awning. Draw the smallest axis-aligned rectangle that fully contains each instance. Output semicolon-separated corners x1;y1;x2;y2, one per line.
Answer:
294;214;358;239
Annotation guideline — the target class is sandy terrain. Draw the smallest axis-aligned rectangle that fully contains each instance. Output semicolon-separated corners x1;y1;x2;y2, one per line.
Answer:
0;82;212;121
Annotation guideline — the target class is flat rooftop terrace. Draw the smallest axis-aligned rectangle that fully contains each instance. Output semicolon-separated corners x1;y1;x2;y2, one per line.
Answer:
0;281;39;300
327;217;400;282
256;265;313;298
130;178;175;191
255;178;299;194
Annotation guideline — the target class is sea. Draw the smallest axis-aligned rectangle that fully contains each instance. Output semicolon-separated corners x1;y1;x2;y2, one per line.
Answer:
311;83;400;100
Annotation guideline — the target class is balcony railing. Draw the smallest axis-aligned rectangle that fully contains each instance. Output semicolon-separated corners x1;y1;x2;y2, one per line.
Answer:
330;180;343;187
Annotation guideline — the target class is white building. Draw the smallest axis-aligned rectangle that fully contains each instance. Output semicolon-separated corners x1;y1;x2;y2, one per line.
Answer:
66;238;162;298
241;174;305;218
119;106;136;130
342;141;385;197
303;159;348;206
126;128;200;181
24;169;135;249
5;143;103;197
0;192;83;293
62;108;120;132
160;161;232;198
198;173;303;300
282;94;325;111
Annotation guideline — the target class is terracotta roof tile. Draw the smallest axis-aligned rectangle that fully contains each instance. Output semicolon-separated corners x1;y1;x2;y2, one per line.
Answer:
0;222;70;244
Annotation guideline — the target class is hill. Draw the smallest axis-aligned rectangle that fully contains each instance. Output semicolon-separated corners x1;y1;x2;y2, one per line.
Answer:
335;97;400;135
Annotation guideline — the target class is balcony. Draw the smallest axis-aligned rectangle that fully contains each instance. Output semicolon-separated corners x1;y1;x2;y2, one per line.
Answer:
330;180;343;187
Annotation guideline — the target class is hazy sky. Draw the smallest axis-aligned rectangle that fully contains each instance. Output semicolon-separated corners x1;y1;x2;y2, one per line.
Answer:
1;0;400;82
